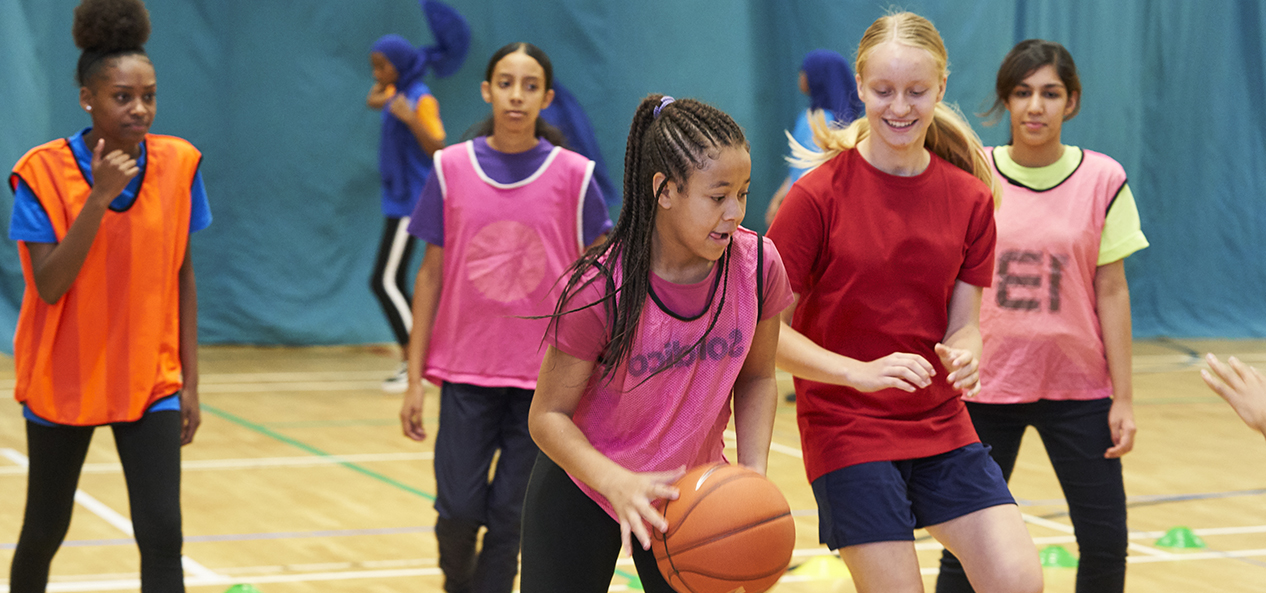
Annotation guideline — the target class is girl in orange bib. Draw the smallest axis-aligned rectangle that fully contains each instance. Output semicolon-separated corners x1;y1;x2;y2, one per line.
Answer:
6;0;208;589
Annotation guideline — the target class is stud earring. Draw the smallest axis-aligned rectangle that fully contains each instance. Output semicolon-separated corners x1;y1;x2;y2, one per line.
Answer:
85;105;92;111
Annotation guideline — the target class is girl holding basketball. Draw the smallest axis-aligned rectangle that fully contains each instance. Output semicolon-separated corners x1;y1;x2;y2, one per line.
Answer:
767;12;1042;593
8;0;208;589
398;42;611;593
521;95;793;592
936;39;1147;593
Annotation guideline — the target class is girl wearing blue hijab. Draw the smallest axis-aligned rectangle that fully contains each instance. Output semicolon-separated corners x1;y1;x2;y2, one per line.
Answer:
366;0;468;392
764;49;862;226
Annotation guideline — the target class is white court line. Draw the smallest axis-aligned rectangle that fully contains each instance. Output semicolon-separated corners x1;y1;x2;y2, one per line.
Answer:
201;381;381;393
1125;548;1266;564
200;370;398;382
0;381;381;394
0;568;445;592
0;451;434;476
9;540;1266;592
1022;513;1173;558
0;448;221;580
1137;525;1266;537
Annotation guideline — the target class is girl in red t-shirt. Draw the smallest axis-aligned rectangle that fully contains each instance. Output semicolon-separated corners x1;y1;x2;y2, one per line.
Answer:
768;12;1042;593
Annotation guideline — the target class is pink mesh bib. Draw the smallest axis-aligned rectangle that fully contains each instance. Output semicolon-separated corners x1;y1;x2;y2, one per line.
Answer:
978;147;1126;403
570;228;763;520
426;141;594;389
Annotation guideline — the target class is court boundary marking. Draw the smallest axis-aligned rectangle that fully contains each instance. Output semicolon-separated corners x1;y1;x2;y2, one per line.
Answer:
0;451;434;476
5;536;1266;592
0;449;220;581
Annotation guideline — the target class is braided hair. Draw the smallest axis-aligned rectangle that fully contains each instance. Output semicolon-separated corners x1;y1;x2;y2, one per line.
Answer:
549;94;748;384
73;0;151;87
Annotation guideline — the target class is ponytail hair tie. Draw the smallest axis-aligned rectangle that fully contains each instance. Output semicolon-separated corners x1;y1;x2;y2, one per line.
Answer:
654;95;675;118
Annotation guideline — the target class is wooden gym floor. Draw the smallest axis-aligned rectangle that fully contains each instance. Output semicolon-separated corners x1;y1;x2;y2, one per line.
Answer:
1;339;1264;592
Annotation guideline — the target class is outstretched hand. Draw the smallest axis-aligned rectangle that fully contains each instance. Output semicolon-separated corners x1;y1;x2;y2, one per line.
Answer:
935;343;981;398
1203;353;1266;437
600;466;684;554
847;352;935;393
89;139;139;205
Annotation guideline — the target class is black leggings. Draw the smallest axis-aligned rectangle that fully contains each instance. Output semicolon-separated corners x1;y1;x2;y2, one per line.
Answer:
936;399;1127;593
369;216;417;347
9;411;185;593
519;453;674;593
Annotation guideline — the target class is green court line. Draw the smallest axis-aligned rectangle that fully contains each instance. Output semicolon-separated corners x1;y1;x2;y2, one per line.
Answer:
201;404;436;501
614;568;641;588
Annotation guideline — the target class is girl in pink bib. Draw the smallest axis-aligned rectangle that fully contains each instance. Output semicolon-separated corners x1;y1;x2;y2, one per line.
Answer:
936;40;1149;593
398;43;612;593
520;95;793;592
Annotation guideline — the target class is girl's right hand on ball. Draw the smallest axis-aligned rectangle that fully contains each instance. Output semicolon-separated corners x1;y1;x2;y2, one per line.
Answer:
602;466;685;554
89;139;139;205
847;352;934;393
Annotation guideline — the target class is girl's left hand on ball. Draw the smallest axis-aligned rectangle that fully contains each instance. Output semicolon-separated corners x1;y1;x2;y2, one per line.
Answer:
935;343;981;398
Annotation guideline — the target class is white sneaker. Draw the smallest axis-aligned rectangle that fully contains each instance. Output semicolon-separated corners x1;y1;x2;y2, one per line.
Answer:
382;363;409;393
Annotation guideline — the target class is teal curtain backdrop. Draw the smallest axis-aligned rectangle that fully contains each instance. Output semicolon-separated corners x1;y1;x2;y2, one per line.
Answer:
1;0;1263;350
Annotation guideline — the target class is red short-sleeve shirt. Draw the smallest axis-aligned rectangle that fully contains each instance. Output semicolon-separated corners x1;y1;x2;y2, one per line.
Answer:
768;149;996;482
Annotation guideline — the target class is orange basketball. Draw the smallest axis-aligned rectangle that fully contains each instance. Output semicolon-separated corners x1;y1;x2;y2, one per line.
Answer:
651;462;796;593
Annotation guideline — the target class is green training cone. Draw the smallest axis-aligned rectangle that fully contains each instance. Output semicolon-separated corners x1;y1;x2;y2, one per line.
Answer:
1039;545;1079;568
788;555;851;579
1155;526;1206;549
224;585;263;593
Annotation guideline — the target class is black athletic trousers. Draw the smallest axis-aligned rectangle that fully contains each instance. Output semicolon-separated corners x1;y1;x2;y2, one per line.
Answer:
519;452;675;593
936;398;1127;593
9;410;184;593
370;215;417;348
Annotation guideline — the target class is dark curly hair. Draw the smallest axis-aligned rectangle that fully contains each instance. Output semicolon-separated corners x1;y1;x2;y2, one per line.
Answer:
72;0;151;86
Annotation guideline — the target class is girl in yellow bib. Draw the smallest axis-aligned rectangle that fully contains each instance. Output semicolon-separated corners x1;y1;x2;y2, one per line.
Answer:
6;0;208;589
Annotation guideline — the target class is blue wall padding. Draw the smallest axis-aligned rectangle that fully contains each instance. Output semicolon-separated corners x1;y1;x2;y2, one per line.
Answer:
1;0;1262;351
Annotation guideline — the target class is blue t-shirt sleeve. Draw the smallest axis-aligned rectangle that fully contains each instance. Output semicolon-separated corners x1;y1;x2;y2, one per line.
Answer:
581;176;612;246
190;169;212;233
407;169;445;246
10;169;212;241
9;178;58;243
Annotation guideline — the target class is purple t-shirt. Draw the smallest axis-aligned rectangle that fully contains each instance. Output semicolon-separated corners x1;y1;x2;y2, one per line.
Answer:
407;136;612;246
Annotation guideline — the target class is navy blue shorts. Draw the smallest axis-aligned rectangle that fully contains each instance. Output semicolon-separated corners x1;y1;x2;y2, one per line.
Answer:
811;443;1015;549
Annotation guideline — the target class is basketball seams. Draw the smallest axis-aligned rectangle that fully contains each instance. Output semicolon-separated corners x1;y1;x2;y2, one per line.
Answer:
667;512;793;561
663;470;748;539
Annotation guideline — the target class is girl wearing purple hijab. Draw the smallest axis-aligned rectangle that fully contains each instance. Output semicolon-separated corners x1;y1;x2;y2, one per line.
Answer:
764;49;862;226
366;0;468;392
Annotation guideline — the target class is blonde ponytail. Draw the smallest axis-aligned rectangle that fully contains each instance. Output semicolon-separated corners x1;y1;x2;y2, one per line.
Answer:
926;102;1001;208
787;109;867;173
